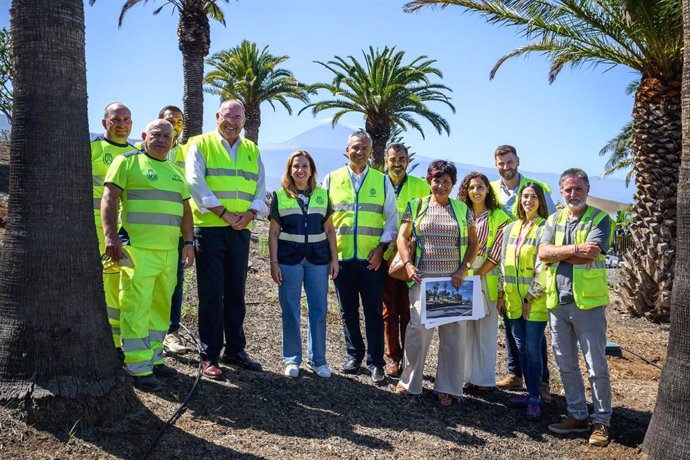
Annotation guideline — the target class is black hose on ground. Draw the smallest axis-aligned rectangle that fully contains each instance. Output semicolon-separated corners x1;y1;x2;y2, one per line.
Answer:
139;323;203;460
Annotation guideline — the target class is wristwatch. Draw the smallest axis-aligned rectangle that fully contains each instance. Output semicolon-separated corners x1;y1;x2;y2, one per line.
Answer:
464;261;471;269
523;296;530;304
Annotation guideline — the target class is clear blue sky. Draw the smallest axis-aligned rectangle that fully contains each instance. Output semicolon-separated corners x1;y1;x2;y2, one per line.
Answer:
1;0;636;179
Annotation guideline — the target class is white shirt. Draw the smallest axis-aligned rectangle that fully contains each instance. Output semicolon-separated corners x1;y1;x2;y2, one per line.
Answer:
322;165;399;243
185;130;268;217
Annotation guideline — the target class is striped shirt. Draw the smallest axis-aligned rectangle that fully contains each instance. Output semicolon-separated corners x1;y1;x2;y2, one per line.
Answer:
403;201;474;278
472;210;507;265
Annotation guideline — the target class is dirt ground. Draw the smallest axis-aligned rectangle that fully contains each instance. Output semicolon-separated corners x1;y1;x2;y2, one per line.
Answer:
0;217;668;459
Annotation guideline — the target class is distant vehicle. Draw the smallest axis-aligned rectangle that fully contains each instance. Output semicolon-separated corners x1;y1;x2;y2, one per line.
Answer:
606;253;620;269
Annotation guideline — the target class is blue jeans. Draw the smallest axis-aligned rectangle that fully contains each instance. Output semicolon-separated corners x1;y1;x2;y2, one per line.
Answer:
168;237;185;333
508;317;547;400
278;258;329;367
504;311;550;382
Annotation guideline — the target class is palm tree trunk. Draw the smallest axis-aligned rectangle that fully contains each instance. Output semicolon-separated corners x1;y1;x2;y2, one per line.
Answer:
244;103;261;144
642;0;690;455
365;117;391;168
0;0;136;427
181;47;205;143
620;75;682;321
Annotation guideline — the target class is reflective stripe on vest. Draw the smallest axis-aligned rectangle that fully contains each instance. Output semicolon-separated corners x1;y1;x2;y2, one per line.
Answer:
188;132;260;227
503;218;547;321
544;206;610;310
483;209;512;300
328;167;386;261
276;187;328;245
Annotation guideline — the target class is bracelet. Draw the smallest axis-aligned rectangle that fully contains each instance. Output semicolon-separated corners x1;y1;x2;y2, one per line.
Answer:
218;208;227;219
404;260;413;266
270;259;278;264
183;240;194;245
248;209;257;216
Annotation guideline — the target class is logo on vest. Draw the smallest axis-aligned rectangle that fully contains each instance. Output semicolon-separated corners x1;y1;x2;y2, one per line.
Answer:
315;195;324;205
146;169;158;181
369;188;376;197
172;174;183;183
104;153;113;165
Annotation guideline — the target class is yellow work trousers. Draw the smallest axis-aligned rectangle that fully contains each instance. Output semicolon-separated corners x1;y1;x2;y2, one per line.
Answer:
119;245;177;377
97;222;121;348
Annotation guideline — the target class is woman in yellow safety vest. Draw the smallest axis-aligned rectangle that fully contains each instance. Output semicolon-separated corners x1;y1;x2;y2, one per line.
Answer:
458;172;511;392
395;160;479;407
268;150;340;379
497;183;550;420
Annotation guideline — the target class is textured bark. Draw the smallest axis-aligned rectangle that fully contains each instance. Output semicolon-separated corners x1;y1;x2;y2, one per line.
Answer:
365;116;391;168
643;0;690;456
244;103;261;144
0;0;136;427
620;75;682;322
178;7;210;143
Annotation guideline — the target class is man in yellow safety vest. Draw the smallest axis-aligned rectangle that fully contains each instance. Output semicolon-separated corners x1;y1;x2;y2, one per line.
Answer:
539;168;612;447
322;130;399;386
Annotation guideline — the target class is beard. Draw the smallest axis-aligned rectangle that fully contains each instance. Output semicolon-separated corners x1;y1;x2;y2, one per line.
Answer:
499;168;517;181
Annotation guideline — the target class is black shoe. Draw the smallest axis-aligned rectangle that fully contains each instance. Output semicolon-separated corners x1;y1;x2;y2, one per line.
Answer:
132;374;162;392
153;363;178;379
370;366;386;386
340;358;362;374
220;351;263;371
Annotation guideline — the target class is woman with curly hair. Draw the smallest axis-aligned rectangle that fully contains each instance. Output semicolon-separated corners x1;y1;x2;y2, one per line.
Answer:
458;172;511;392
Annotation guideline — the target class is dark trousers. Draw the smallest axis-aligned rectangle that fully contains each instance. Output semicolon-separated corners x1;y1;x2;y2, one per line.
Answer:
195;226;250;361
503;311;550;382
333;259;386;367
382;272;410;363
168;237;185;333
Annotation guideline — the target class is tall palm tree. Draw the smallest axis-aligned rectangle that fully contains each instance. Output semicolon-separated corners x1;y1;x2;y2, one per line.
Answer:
204;40;311;144
301;46;455;166
0;0;136;427
103;0;231;142
643;0;690;453
405;0;683;321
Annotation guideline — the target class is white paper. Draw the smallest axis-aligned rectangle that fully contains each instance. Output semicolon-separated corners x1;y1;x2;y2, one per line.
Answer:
420;276;485;329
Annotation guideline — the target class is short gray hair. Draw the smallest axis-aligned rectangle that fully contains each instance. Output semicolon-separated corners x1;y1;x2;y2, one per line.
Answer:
348;129;372;146
559;168;590;190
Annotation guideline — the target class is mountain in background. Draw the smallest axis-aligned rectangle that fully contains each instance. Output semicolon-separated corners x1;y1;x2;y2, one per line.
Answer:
260;122;635;204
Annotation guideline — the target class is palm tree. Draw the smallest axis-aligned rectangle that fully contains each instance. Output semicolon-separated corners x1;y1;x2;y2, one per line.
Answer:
204;40;311;144
301;46;455;166
0;0;136;427
643;0;690;453
598;121;633;186
404;0;682;321
104;0;231;142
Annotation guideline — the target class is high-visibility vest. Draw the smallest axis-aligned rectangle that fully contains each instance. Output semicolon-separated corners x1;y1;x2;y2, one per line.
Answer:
408;196;469;269
104;151;188;250
502;217;547;321
483;208;512;301
544;206;610;310
275;187;331;265
328;167;386;261
490;176;552;219
91;136;136;229
186;132;260;228
383;174;430;261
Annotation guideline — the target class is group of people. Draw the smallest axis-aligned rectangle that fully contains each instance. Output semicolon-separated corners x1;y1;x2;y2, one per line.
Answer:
93;99;612;448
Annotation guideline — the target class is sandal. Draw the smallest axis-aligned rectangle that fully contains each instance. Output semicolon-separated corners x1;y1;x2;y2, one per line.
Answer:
438;393;454;407
395;383;409;395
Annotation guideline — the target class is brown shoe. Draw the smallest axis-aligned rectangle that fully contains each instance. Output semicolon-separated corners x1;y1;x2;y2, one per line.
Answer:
201;359;224;380
384;360;400;377
589;424;611;447
540;381;552;403
548;416;591;434
496;373;523;390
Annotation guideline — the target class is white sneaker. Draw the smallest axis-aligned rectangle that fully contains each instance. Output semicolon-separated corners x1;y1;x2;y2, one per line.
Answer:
163;330;190;354
284;364;299;378
308;363;331;379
